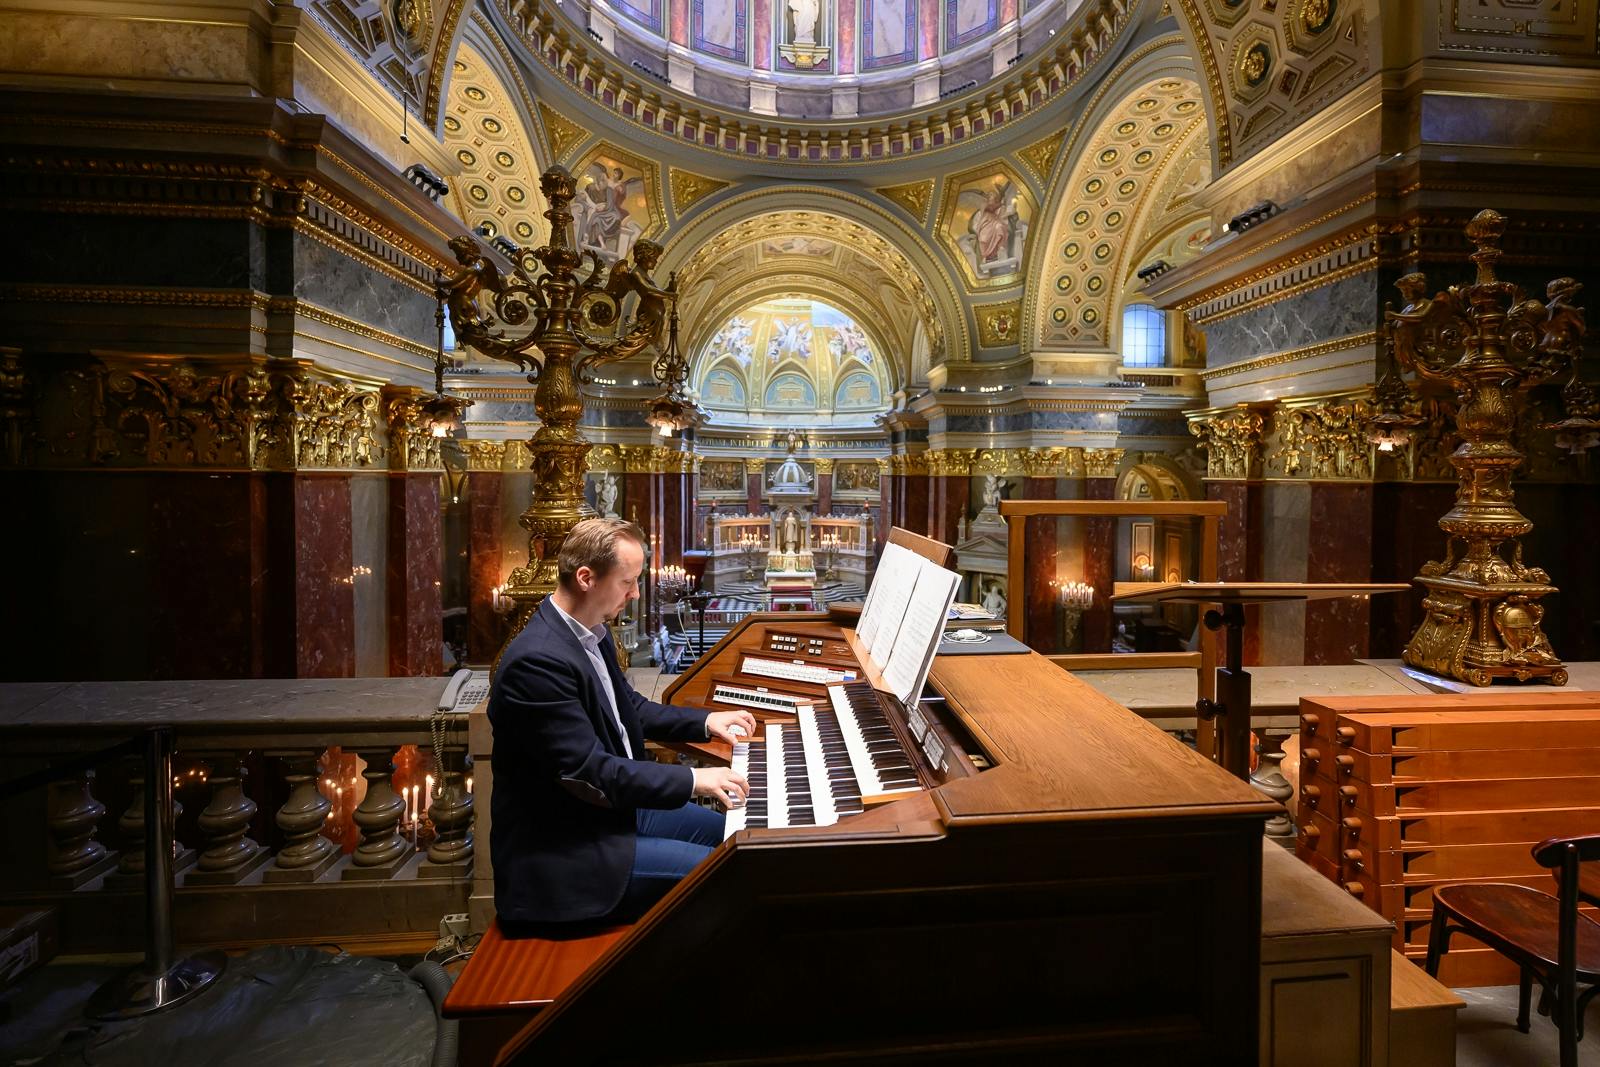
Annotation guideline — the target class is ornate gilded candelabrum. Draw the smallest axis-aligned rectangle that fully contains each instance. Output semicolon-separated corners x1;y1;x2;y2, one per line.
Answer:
815;533;839;581
1053;580;1094;652
737;532;764;581
1382;208;1595;687
437;166;699;644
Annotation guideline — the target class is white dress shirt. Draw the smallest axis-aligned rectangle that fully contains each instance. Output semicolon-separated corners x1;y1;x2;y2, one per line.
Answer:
549;599;635;759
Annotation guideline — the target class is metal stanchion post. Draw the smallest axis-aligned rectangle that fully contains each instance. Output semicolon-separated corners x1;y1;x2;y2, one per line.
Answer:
88;727;227;1019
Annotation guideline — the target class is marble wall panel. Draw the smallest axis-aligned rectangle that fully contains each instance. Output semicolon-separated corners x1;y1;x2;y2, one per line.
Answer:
6;215;265;289
291;234;433;345
387;473;443;676
1304;483;1373;665
1258;481;1309;666
1368;482;1451;657
929;476;968;545
1118;414;1189;438
1081;477;1115;653
350;473;389;676
289;475;356;677
467;471;507;663
1201;273;1377;370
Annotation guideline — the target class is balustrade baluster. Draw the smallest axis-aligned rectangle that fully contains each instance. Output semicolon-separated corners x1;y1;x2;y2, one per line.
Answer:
418;746;474;877
186;755;271;885
109;757;193;889
264;752;339;883
343;746;414;879
46;770;118;888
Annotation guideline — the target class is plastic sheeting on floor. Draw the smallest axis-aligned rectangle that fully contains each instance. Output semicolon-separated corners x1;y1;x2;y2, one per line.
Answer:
0;946;437;1066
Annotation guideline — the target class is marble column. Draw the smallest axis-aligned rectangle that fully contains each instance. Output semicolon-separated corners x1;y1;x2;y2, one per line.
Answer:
1021;477;1058;651
1081;476;1115;653
274;474;356;678
466;470;505;664
1369;482;1453;659
930;475;969;547
746;462;763;515
918;0;939;60
387;473;442;676
816;467;833;517
1207;480;1264;664
753;0;772;69
877;470;892;553
899;473;930;537
1304;483;1374;665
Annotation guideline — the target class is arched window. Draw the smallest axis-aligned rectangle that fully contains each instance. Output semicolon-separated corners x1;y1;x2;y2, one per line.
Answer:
1121;304;1166;367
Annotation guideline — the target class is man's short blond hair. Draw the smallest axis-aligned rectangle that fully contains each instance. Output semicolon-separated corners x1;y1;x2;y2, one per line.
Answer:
557;517;646;588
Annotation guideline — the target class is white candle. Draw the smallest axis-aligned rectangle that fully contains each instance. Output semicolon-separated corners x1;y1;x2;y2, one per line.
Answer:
425;774;435;817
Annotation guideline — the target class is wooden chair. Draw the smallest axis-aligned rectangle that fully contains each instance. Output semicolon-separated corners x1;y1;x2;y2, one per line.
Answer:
1426;833;1600;1066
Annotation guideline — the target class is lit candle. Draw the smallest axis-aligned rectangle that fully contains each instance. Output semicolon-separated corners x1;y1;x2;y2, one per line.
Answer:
425;774;435;818
466;776;473;794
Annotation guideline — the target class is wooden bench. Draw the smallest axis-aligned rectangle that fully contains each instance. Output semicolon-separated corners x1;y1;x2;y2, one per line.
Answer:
1390;949;1463;1067
443;919;631;1066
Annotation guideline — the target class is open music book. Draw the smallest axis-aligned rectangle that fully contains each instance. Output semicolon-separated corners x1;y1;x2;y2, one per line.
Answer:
854;542;961;705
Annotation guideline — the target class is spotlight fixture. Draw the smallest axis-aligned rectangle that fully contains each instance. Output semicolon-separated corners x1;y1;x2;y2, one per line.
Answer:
1136;259;1172;283
490;235;522;259
1226;200;1279;233
403;164;450;203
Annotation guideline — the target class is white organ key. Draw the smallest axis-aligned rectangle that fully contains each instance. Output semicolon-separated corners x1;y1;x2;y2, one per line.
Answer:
828;684;921;798
765;723;789;829
722;741;750;840
796;707;838;826
740;655;857;686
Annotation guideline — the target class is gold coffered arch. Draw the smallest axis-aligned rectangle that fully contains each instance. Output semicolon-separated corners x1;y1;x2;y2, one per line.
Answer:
1026;72;1210;357
663;190;969;371
441;38;552;249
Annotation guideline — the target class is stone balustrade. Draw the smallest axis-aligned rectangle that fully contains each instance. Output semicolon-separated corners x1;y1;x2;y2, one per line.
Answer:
0;679;475;953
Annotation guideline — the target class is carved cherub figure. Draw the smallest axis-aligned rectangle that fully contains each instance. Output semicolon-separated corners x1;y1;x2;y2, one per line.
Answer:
438;236;504;334
603;239;674;354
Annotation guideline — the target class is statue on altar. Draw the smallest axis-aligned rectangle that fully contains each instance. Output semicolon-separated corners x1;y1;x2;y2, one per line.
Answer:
782;510;800;554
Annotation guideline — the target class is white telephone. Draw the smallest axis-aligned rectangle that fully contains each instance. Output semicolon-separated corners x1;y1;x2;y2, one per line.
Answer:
439;668;491;713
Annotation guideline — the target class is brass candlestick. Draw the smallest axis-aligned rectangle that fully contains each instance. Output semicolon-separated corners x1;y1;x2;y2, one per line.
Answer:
437;166;698;646
1385;209;1593;687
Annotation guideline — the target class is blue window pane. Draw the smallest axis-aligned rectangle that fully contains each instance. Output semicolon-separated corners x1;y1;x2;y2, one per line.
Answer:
1121;304;1165;367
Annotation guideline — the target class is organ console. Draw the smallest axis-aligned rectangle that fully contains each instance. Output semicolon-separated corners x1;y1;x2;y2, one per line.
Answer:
475;533;1283;1064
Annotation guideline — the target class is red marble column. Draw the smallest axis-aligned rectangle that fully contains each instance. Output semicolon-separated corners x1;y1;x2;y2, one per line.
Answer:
1304;483;1375;665
387;473;443;676
816;469;833;516
669;0;689;46
466;470;505;664
1081;476;1115;653
753;0;772;69
1207;480;1264;664
1369;482;1452;659
877;472;892;552
746;467;763;515
929;476;969;546
918;0;939;60
1498;481;1600;663
900;470;930;537
837;0;855;72
1021;477;1058;651
284;474;356;678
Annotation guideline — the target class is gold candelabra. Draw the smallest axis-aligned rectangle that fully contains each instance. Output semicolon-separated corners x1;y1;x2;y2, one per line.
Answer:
437;166;699;642
1381;208;1595;687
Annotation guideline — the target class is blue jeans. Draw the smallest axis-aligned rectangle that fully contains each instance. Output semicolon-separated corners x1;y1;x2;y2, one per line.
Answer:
615;802;724;920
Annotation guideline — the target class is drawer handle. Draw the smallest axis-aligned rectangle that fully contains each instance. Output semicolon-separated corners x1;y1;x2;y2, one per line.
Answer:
1301;784;1321;808
1335;754;1355;774
1300;823;1321;841
1339;785;1359;805
1301;713;1320;729
1335;726;1356;745
1344;883;1364;899
1302;746;1322;768
1341;816;1362;839
1342;848;1363;871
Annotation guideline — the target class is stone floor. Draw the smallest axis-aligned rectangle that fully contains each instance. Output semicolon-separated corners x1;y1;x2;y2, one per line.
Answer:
1455;984;1600;1066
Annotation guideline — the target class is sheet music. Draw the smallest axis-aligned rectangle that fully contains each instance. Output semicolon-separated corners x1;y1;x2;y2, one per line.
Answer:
865;552;919;666
855;542;916;652
881;561;960;705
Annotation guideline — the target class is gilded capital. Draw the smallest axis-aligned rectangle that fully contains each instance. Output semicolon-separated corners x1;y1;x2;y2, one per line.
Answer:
814;457;835;474
744;457;767;474
1083;447;1124;479
1188;406;1265;480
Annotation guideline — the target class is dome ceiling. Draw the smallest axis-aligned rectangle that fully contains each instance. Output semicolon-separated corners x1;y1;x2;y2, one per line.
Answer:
488;0;1145;164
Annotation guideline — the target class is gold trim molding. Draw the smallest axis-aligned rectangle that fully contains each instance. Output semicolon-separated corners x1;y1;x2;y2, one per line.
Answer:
875;180;935;225
668;169;730;215
1200;331;1378;382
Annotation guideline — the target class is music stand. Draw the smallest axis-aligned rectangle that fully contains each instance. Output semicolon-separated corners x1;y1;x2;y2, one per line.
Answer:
1110;583;1410;780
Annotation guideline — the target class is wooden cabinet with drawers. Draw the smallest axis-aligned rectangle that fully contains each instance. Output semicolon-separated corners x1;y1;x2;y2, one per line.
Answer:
1293;692;1600;987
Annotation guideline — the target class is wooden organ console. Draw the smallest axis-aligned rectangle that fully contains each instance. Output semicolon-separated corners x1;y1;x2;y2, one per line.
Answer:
485;602;1281;1064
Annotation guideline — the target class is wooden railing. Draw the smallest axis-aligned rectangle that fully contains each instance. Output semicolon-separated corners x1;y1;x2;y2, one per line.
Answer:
0;680;474;954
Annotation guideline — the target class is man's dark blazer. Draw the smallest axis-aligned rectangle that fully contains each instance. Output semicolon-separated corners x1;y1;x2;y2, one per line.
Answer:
488;596;709;924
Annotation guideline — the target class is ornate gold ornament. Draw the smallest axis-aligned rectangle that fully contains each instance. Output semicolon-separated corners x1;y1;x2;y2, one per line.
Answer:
536;102;587;162
1299;0;1334;35
976;301;1021;348
1237;41;1271;88
1386;209;1594;687
1017;129;1067;184
875;181;935;226
668;169;730;215
925;449;977;477
1269;395;1372;480
0;348;30;466
391;0;431;56
813;457;835;475
440;165;700;638
1188;406;1264;479
1083;448;1125;479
